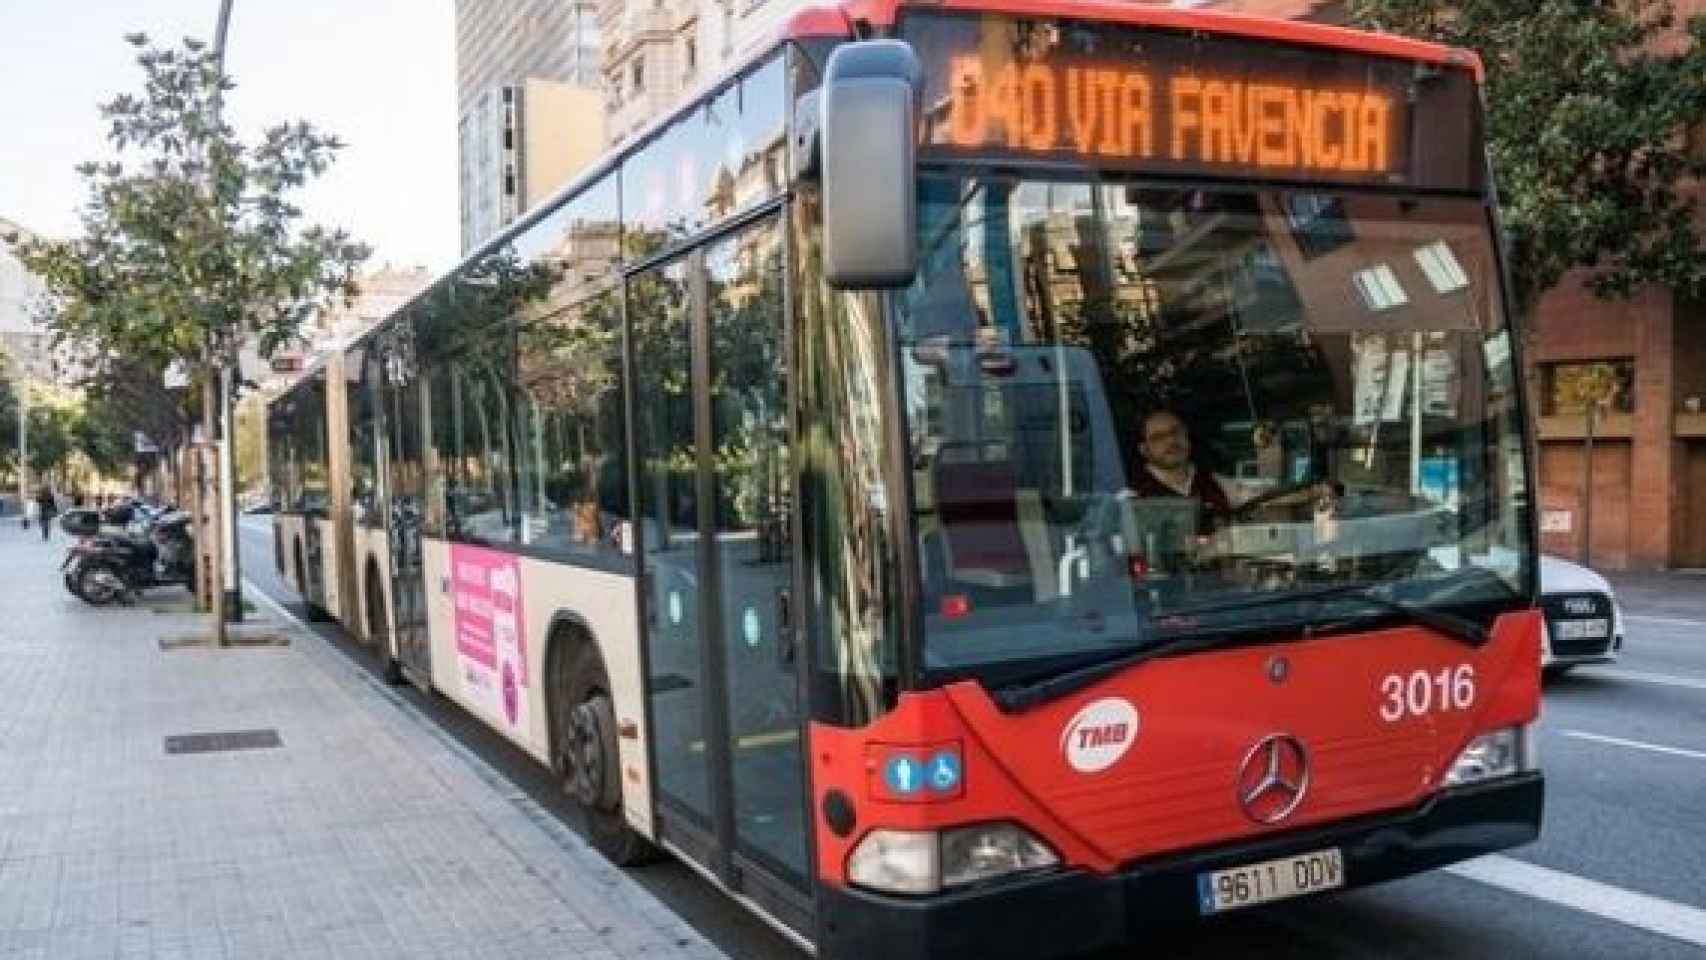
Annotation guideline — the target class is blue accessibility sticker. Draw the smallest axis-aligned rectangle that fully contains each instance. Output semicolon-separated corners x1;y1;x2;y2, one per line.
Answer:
925;750;962;793
883;754;923;796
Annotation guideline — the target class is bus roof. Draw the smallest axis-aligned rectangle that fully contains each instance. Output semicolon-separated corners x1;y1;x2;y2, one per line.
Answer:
773;0;1484;81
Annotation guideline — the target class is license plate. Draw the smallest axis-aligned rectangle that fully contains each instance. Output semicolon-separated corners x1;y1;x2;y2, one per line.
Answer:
1556;619;1610;640
1198;848;1344;914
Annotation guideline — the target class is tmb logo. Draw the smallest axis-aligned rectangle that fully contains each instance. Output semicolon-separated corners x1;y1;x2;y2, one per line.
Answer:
1061;697;1140;773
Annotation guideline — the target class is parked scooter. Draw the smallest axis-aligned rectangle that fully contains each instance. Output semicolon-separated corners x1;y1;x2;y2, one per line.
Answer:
61;507;195;605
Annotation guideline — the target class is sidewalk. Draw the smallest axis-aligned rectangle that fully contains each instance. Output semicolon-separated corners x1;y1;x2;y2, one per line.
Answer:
0;523;728;960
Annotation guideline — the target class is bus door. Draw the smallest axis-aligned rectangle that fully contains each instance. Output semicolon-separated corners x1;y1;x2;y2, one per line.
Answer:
383;337;431;687
638;216;813;935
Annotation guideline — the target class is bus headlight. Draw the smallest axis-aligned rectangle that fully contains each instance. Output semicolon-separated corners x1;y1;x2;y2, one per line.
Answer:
848;824;1059;895
940;823;1059;888
1443;726;1522;787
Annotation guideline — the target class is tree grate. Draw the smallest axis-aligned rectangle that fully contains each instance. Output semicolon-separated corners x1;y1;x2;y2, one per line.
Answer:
164;729;282;755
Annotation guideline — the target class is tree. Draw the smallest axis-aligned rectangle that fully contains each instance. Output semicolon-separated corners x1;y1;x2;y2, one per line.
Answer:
26;404;74;484
0;366;16;472
8;34;368;631
1347;0;1706;316
72;399;138;480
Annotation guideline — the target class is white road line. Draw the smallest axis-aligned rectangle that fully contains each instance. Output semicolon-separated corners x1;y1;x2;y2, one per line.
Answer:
1560;729;1706;762
245;577;298;622
1577;666;1706;692
1624;613;1706;628
1446;855;1706;948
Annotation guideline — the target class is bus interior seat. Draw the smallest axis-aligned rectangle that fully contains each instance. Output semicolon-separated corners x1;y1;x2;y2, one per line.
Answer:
934;454;1058;593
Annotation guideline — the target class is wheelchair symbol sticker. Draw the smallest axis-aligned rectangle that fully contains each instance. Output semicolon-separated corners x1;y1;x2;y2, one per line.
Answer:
926;750;962;793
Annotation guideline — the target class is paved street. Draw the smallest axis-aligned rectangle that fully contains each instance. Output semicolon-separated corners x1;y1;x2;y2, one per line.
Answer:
0;521;726;960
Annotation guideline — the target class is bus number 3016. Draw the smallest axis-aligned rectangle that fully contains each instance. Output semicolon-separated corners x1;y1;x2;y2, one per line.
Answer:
1379;665;1475;722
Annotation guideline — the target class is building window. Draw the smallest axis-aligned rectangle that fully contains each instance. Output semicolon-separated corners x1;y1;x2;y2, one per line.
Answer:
632;57;644;93
504;164;517;197
1543;360;1635;415
684;37;696;75
1351;264;1409;312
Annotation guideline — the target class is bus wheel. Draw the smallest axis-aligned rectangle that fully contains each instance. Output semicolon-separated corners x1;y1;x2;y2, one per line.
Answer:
559;644;655;866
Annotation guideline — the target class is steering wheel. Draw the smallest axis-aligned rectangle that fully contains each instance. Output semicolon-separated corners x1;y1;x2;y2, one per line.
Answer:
1229;480;1326;520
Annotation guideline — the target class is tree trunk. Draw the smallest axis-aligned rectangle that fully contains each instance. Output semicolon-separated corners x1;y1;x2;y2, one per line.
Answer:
189;443;206;609
202;374;227;645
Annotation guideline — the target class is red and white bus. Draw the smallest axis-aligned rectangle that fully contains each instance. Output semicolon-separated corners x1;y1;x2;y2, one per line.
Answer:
267;0;1543;954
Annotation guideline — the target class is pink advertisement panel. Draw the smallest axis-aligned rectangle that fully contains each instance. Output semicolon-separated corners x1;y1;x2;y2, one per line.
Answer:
450;543;529;731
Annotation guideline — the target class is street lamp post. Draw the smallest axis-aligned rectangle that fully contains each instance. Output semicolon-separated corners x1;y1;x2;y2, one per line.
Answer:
213;0;243;624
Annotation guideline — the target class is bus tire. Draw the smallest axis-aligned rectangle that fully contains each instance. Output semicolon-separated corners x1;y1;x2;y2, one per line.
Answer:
558;642;656;866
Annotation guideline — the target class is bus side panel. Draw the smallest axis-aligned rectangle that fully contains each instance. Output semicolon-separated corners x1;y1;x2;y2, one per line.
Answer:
315;515;345;625
420;540;655;842
424;536;461;696
515;558;653;840
417;540;551;765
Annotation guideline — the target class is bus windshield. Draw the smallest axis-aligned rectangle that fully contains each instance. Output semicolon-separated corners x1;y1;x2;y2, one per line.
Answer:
898;175;1534;683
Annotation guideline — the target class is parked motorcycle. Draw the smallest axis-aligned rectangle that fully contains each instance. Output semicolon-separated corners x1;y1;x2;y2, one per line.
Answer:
61;508;195;605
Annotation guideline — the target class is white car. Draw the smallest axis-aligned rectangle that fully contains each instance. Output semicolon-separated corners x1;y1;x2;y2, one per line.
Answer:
1538;554;1625;676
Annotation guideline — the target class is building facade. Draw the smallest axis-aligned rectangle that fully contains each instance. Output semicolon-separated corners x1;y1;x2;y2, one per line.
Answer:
0;217;52;384
1530;285;1706;570
457;0;606;254
599;0;802;145
256;264;435;392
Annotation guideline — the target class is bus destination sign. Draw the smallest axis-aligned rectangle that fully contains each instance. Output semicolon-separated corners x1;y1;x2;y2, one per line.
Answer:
904;12;1484;191
942;59;1394;178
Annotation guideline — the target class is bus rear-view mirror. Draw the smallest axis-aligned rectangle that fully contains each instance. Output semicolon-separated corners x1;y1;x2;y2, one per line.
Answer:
818;40;921;290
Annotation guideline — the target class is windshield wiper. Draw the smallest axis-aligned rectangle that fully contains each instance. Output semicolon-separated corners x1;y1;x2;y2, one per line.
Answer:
990;629;1262;713
1161;581;1490;647
989;583;1488;713
1305;585;1488;647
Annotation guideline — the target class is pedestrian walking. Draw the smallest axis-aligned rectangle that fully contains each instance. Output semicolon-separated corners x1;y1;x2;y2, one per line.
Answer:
34;486;56;542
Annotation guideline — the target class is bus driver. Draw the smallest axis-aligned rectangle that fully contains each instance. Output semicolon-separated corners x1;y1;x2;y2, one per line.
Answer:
1129;410;1237;532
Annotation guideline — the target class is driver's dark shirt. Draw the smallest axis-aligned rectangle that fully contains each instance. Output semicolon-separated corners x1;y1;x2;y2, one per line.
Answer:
1130;465;1233;535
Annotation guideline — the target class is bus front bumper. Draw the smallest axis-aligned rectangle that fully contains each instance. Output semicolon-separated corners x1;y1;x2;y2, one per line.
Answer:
818;772;1542;960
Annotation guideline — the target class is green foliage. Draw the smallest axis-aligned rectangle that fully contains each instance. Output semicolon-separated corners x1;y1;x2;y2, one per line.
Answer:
5;33;369;387
26;404;75;478
72;399;137;478
0;367;16;461
77;354;194;456
1348;0;1706;313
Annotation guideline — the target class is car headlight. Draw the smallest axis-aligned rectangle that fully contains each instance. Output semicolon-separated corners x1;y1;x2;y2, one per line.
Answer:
1443;726;1524;787
847;823;1059;895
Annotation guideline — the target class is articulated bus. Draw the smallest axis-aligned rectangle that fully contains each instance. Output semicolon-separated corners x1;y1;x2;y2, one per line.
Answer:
267;0;1543;954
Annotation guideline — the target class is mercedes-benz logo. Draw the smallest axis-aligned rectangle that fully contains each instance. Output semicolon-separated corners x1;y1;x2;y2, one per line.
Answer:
1236;734;1310;824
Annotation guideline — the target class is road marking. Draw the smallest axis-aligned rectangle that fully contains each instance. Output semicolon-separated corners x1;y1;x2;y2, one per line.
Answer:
1560;729;1706;762
1624;613;1706;628
245;578;298;623
1577;666;1706;692
1446;855;1706;948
